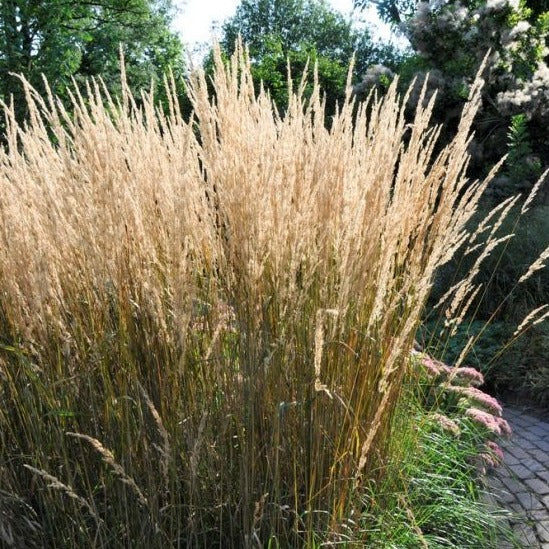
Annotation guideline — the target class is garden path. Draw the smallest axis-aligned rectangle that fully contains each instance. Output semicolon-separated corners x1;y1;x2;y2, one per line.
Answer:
487;404;549;548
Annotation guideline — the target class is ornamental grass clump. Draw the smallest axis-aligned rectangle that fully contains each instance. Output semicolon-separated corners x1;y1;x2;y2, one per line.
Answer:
0;44;516;546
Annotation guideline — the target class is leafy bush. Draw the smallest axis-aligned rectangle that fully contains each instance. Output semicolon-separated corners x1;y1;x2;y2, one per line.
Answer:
423;200;549;405
418;320;509;374
356;0;549;198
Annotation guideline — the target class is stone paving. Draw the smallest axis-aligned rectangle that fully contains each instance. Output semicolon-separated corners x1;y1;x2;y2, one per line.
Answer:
487;405;549;548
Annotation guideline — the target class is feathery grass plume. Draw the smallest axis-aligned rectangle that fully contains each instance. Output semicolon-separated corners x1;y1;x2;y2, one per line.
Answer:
521;169;548;213
314;308;339;397
454;335;476;369
442;233;514;340
137;382;171;491
23;465;99;520
518;244;549;283
0;41;513;545
532;310;549;326
467;195;517;249
513;304;549;336
66;432;148;507
451;283;483;329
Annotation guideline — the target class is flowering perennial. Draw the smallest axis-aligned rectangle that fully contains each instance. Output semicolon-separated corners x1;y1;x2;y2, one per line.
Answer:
465;408;512;437
446;385;504;417
429;412;461;437
414;348;511;471
451;367;485;387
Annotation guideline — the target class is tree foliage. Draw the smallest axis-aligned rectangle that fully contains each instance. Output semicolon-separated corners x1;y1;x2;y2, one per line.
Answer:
0;0;184;122
220;0;401;114
353;0;417;24
355;0;549;25
354;0;549;194
223;0;362;63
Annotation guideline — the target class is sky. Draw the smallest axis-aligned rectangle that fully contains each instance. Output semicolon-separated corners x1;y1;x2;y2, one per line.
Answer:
171;0;402;62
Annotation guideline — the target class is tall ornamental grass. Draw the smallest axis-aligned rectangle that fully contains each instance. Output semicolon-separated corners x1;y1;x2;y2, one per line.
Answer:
0;45;509;546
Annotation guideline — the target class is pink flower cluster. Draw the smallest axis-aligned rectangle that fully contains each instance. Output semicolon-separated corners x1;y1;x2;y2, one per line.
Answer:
411;348;512;470
465;408;512;437
451;367;485;387
415;352;484;388
446;385;503;417
429;412;461;437
480;440;505;468
417;354;452;379
471;440;505;474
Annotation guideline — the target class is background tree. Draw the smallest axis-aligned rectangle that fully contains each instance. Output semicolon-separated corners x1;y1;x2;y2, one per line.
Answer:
219;0;401;115
0;0;185;122
354;0;548;191
354;0;416;24
355;0;549;25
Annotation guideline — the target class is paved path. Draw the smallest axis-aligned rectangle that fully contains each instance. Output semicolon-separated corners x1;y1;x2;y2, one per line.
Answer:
487;405;549;548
